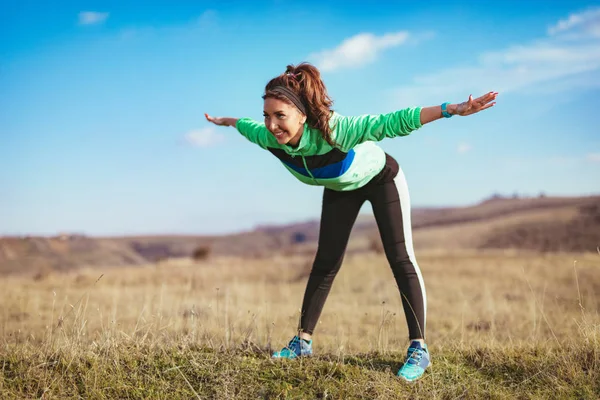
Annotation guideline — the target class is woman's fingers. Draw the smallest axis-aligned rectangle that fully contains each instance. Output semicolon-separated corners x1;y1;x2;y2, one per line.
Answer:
205;113;222;125
472;100;497;114
470;92;497;111
480;102;496;111
476;92;498;104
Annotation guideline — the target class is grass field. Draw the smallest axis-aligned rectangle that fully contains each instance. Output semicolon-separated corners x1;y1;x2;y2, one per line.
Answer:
1;250;599;399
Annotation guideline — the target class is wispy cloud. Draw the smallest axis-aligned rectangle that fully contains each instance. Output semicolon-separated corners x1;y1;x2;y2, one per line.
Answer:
391;7;600;106
586;153;600;163
548;7;600;37
309;31;410;72
184;127;224;147
78;11;109;26
457;143;472;154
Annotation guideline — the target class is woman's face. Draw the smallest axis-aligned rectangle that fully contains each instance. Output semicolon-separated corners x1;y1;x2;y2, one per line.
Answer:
263;97;306;146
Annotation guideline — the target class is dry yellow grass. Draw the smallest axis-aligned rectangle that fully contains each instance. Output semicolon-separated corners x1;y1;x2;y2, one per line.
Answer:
2;250;598;350
1;250;599;398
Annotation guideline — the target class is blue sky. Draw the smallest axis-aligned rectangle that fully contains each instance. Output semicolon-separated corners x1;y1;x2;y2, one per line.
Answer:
2;0;600;236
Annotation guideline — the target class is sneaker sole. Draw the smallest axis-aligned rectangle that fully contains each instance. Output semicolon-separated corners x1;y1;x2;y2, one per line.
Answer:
271;353;313;360
397;362;431;382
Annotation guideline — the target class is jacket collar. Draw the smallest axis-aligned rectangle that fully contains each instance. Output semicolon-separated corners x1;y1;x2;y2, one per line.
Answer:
284;124;311;154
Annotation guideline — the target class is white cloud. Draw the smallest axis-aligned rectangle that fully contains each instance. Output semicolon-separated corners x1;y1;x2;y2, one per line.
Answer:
390;8;600;107
586;153;600;163
78;11;109;26
184;127;224;147
309;31;410;72
457;143;472;154
548;7;600;37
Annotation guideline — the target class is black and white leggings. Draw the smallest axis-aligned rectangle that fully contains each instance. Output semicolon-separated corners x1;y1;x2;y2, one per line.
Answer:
298;154;427;340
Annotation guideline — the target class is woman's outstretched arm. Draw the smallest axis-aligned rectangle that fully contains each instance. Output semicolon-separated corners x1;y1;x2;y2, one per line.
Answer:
420;92;498;125
333;91;498;150
204;113;275;149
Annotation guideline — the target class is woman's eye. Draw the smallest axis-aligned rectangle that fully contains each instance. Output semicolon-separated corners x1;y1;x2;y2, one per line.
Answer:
277;115;286;119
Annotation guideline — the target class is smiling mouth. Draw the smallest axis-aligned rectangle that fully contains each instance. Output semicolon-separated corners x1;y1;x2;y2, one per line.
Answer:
273;131;287;138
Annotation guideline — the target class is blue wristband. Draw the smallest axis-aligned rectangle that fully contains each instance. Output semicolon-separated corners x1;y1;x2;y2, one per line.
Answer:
441;102;452;118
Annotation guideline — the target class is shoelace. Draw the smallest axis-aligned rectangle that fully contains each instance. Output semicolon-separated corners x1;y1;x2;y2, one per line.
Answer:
405;347;423;365
287;337;300;349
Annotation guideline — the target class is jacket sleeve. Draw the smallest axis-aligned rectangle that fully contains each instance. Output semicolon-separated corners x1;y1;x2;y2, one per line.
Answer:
235;118;274;149
333;107;423;150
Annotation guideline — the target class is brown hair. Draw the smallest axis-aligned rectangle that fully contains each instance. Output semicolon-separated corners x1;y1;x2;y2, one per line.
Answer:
262;62;336;146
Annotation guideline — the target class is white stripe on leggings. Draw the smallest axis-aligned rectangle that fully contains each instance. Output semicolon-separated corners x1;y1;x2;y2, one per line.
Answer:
393;167;427;336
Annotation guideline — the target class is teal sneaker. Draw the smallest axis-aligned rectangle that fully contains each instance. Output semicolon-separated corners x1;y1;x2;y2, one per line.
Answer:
272;336;313;359
397;340;431;382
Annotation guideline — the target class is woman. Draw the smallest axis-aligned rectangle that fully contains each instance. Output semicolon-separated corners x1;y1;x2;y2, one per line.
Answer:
205;62;497;382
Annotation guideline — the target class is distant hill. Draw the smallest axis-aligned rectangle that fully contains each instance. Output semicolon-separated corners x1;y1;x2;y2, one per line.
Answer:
1;195;599;276
408;195;600;253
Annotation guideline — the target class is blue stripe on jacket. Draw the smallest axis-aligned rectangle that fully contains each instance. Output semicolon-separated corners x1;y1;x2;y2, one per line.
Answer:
282;149;355;179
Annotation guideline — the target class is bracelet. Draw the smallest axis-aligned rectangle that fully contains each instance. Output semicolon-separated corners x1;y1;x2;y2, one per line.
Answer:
441;102;453;118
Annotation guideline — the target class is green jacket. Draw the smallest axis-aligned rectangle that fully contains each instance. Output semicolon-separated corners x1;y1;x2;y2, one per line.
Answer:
235;107;422;191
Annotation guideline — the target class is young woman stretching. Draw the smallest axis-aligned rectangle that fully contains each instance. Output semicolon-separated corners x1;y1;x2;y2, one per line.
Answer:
205;62;497;382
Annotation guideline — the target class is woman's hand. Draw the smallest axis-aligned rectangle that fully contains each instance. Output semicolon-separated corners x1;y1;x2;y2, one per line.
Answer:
451;92;498;116
204;113;237;127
